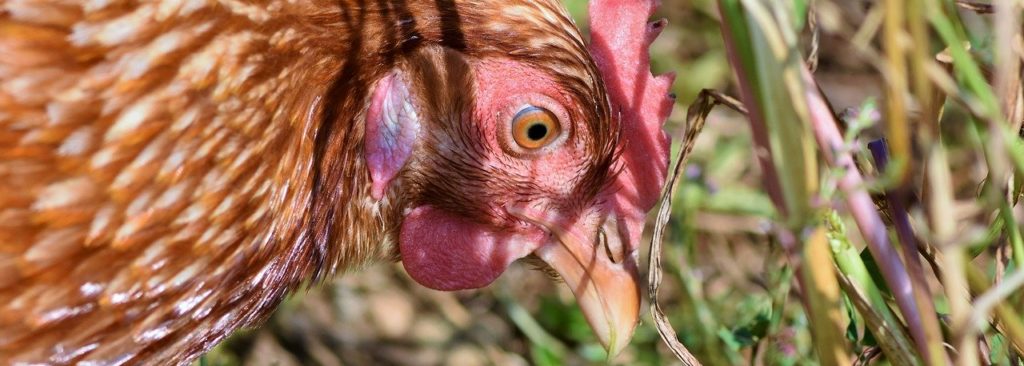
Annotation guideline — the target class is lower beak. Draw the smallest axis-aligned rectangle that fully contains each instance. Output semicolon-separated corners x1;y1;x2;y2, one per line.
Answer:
509;206;641;357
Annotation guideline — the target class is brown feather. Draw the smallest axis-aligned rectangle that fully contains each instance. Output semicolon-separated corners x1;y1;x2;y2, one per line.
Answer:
0;1;613;364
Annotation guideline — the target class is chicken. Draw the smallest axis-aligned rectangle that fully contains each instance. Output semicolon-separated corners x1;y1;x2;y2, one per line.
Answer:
0;0;674;364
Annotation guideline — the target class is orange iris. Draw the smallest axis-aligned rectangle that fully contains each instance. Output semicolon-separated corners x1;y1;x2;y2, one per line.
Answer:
511;106;560;149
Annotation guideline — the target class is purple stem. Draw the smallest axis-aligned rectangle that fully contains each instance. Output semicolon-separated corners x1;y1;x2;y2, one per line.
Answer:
868;139;944;365
867;140;918;254
867;140;920;259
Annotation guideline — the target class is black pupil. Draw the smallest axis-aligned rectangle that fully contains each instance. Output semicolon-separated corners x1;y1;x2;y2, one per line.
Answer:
526;123;548;141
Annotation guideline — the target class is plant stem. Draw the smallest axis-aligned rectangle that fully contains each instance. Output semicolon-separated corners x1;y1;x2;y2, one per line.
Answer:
869;140;949;366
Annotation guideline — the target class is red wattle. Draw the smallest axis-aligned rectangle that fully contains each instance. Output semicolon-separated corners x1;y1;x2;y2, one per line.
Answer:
399;206;544;291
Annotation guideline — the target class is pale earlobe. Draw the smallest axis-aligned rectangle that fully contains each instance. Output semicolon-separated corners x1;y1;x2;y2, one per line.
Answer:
365;71;421;200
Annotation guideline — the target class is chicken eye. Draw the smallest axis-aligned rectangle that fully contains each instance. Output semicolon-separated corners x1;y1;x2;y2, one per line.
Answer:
511;106;561;149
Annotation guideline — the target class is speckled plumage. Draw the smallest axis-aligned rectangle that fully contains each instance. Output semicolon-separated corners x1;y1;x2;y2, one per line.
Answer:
0;1;643;364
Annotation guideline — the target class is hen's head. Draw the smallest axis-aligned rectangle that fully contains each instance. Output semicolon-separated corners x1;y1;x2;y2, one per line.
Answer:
364;0;673;354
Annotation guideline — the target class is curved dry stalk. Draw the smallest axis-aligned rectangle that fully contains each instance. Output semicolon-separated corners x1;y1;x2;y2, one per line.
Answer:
648;89;745;366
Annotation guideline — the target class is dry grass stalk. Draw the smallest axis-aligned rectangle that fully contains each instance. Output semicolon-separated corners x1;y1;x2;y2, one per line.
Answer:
648;90;745;366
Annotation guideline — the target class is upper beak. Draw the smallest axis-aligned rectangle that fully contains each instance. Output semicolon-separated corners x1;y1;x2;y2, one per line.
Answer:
508;205;641;357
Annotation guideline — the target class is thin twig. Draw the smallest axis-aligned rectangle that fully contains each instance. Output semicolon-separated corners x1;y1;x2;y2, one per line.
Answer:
969;269;1024;338
649;89;744;366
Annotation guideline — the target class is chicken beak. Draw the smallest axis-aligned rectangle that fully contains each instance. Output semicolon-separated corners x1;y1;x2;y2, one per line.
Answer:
508;206;641;357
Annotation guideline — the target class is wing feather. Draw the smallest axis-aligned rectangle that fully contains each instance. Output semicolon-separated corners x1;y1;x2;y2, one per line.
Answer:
0;1;347;364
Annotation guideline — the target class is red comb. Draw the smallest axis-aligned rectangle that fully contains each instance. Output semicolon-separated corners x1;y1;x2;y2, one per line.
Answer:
589;0;674;234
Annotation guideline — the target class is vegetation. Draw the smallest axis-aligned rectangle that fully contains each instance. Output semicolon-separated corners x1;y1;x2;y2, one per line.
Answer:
647;0;1024;364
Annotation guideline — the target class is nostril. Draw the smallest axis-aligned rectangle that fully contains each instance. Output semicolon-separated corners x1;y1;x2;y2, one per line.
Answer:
598;228;624;264
598;230;611;262
599;215;626;264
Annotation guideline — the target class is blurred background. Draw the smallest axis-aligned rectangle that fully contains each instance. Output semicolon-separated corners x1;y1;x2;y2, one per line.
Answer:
198;0;1012;365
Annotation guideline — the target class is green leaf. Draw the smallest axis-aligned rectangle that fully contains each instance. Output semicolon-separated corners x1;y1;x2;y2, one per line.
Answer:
859;246;893;299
